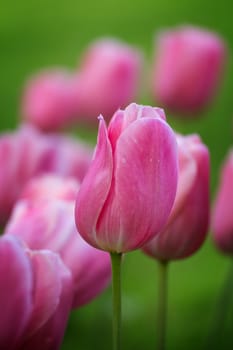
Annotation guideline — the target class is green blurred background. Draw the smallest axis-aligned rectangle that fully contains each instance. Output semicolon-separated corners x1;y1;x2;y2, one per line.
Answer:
1;0;233;349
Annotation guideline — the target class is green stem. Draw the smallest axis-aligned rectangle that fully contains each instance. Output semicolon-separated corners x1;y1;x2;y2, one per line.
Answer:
157;260;169;350
205;260;233;349
110;252;122;350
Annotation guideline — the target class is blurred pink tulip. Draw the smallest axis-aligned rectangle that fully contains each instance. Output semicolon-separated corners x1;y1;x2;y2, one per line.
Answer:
75;39;142;123
152;26;226;115
0;125;92;225
5;174;111;308
75;103;178;253
212;150;233;254
0;235;73;350
143;134;210;261
21;69;77;131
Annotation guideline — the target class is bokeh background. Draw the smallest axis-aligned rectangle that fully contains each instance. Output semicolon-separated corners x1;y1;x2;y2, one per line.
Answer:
1;0;233;349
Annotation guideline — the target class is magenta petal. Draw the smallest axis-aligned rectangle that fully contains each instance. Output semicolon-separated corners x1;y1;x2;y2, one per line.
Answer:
97;117;178;252
75;118;113;248
0;235;33;349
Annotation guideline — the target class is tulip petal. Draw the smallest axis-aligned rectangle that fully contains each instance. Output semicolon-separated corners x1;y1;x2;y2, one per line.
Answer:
166;135;197;224
25;250;63;337
75;118;113;248
20;256;73;350
97;117;178;252
0;236;33;349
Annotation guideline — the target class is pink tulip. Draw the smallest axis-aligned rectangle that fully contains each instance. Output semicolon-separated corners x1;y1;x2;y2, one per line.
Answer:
212;150;233;254
0;125;92;225
0;235;73;350
75;103;178;253
75;39;142;122
5;174;111;308
143;134;210;261
152;26;226;115
21;69;77;131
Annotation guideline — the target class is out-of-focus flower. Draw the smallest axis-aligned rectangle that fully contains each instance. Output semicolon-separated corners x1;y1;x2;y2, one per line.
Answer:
143;134;210;261
212;150;233;254
0;125;92;225
74;39;142;123
21;69;77;131
5;174;111;308
151;26;226;115
0;234;73;350
75;103;178;253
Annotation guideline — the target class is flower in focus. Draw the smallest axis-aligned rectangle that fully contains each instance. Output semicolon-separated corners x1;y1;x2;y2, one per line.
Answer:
151;26;226;115
5;174;111;308
212;150;233;254
75;103;178;253
143;133;210;261
0;234;73;350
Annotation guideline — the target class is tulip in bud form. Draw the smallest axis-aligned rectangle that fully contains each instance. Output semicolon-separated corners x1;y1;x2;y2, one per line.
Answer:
75;103;178;253
212;150;233;254
143;133;210;261
21;69;77;131
152;26;226;115
76;39;142;122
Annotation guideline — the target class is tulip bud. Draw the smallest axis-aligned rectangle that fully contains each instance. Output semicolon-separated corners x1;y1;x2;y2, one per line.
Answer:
152;26;226;115
143;133;210;261
75;103;178;253
21;69;77;131
5;174;111;308
212;150;233;254
76;39;142;122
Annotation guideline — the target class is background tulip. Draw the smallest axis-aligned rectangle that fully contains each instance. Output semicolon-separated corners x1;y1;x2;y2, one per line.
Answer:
21;69;77;131
0;235;33;349
0;235;73;350
0;125;92;225
212;150;233;254
141;133;209;350
151;26;226;115
75;39;142;123
5;174;111;308
75;103;178;253
143;133;210;261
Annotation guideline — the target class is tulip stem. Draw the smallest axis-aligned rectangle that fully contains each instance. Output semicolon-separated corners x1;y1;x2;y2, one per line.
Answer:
110;252;122;350
157;260;169;350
